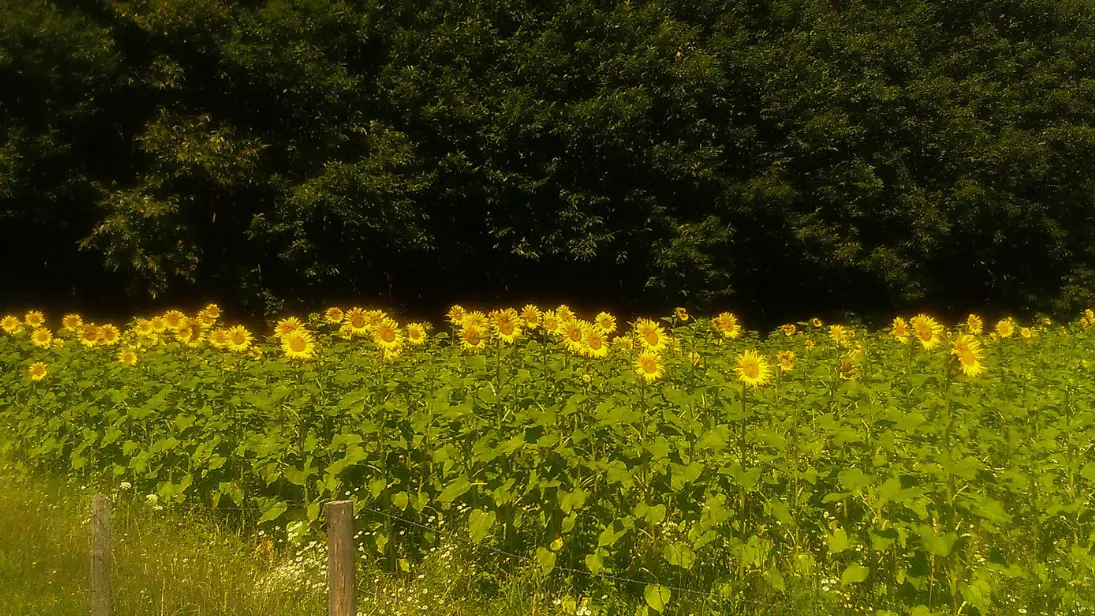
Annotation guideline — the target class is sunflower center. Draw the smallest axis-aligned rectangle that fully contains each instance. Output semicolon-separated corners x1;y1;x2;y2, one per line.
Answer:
289;337;307;352
642;330;659;345
499;322;514;336
914;323;932;339
640;357;657;374
742;361;760;379
380;327;396;343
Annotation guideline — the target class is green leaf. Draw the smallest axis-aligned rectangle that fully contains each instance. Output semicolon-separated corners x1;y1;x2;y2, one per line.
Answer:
643;585;671;612
439;477;472;504
826;528;850;553
468;509;496;544
535;547;556;573
840;563;869;586
258;501;288;524
585;552;604;574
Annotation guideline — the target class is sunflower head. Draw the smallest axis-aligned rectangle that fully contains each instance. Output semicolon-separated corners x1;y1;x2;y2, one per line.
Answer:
374;319;403;350
97;324;121;346
540;311;561;335
634;351;665;383
612;335;634;350
197;307;219;326
561;320;586;351
163;310;186;331
275;317;303;338
459;325;486;351
135;319;155;337
966;314;983;335
61;314;83;331
30;328;53;349
149;316;167;333
281;329;316;360
674;307;690;322
460;311;488;331
1;315;24;335
27;361;48;382
829;325;851;346
712;312;741;339
406;323;427;345
79;324;100;347
1020;326;1035;340
909;314;943;350
810;317;823;328
1085;308;1095;321
778;350;796;372
555;304;576;323
325;307;344;324
736;350;772;388
118;347;138;365
173;319;203;347
953;333;984;377
582;325;609;358
447;305;467;326
209;328;230;348
24;311;45;327
520;305;542;329
491;309;522;344
891;317;910;343
226;325;253;351
995;318;1015;338
634;318;667;351
779;324;797;337
594;311;617;334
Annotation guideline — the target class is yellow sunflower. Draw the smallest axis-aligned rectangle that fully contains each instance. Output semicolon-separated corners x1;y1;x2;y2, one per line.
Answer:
209;328;230;348
1;315;23;335
966;314;983;335
540;310;561;335
594;311;617;334
635;318;668;352
150;316;168;333
634;351;665;383
163;310;186;331
30;328;53;349
364;310;388;329
226;325;253;352
995;317;1015;338
829;325;851;346
779;323;796;337
135;319;155;337
275;317;304;338
381;343;404;362
447;304;467;326
674;307;690;322
953;334;985;377
27;361;48;382
338;323;355;340
491;309;522;344
118;347;138;366
777;350;796;372
712;312;741;339
810;317;823;328
406;323;427;345
1020;326;1035;340
891;317;910;344
345;307;369;336
374;319;403;351
461;311;489;331
458;325;486;351
325;307;344;324
173;319;203;347
197;307;219;326
79;324;100;347
98;324;121;347
555;304;576;323
1085;308;1094;321
612;335;634;350
24;310;45;327
582;325;609;359
61;313;83;331
909;314;944;350
561;320;586;352
520;304;542;329
281;330;316;360
736;350;772;388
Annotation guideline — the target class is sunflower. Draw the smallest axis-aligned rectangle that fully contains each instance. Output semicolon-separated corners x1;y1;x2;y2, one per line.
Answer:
491;309;522;344
52;338;65;349
24;310;45;327
891;317;910;344
61;314;83;331
381;343;404;362
117;347;138;366
712;312;741;339
1043;316;1052;326
150;316;168;333
98;324;121;346
594;311;617;334
1;315;23;335
540;311;561;335
778;350;796;372
325;307;344;324
461;311;489;331
635;318;668;352
406;323;427;345
810;317;823;328
612;335;634;350
953;334;984;377
281;330;316;360
209;328;230;348
555;304;576;323
561;320;586;352
994;317;1015;338
520;305;542;330
30;328;53;349
163;310;186;331
1020;326;1035;340
345;307;369;336
779;324;797;337
79;324;100;347
736;350;772;388
458;325;486;351
803;338;816;351
275;317;304;338
226;325;253;352
582;325;609;359
135;319;155;337
674;307;690;322
909;314;944;350
634;351;665;383
966;314;983;335
839;354;858;380
829;325;851;346
338;323;355;340
364;310;388;329
1086;308;1095;321
197;307;219;326
1082;317;1091;329
374;319;403;351
27;361;48;382
174;319;203;347
447;305;467;326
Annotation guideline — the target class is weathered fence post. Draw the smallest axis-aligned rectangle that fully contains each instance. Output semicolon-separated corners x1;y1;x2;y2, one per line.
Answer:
326;500;355;616
90;495;110;616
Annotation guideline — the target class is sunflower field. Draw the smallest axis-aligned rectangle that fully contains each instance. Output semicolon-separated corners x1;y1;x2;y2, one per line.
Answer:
2;305;1095;614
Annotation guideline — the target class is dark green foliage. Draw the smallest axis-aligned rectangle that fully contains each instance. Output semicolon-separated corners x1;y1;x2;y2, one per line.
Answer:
2;0;1094;322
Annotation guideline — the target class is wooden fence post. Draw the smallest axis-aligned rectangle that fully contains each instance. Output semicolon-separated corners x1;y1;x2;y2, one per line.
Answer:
326;500;355;616
90;495;111;616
